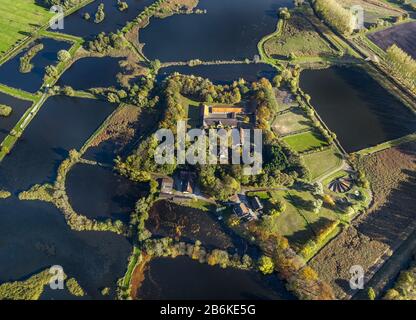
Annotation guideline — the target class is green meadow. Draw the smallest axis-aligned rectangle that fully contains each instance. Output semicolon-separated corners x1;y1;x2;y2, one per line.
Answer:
0;0;53;55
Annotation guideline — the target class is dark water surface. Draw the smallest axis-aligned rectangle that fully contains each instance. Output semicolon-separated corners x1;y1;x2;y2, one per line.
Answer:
53;0;154;39
0;96;114;191
0;198;131;299
139;256;293;300
66;163;148;222
0;38;71;93
141;0;294;61
0;92;32;142
157;63;277;84
300;66;416;153
57;57;122;90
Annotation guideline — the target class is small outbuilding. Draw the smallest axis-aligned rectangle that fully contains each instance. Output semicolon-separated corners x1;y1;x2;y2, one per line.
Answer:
160;177;174;194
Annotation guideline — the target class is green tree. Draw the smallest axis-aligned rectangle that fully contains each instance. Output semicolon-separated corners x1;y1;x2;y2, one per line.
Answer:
258;255;275;275
368;287;376;300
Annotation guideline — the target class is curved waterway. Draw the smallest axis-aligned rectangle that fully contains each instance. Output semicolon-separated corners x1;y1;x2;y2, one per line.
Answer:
157;63;277;84
138;256;294;300
0;38;71;93
300;66;416;153
140;0;294;61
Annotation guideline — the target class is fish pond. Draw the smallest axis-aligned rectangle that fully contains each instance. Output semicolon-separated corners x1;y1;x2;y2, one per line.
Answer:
138;256;293;300
140;0;294;61
0;38;71;93
66;163;148;223
57;57;123;90
0;198;131;299
51;0;155;39
157;63;277;84
300;66;416;153
0;96;114;191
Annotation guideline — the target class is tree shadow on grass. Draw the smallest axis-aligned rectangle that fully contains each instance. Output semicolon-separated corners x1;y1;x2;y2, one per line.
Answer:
285;194;315;211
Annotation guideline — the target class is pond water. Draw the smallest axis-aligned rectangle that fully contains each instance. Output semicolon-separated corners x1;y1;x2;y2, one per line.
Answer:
0;92;32;142
148;200;257;255
83;139;123;165
53;0;154;39
66;163;148;222
57;57;123;90
157;63;277;84
0;96;114;191
0;197;131;299
138;256;293;300
300;66;416;153
40;286;89;300
0;38;71;93
140;0;294;61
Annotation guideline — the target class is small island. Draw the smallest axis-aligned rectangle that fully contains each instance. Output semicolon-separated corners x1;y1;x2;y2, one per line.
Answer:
19;43;44;73
0;103;12;117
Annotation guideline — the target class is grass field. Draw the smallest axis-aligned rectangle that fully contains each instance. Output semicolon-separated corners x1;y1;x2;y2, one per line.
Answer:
255;189;340;254
302;146;343;180
183;96;201;128
272;107;312;136
264;9;336;59
0;0;53;55
282;130;327;153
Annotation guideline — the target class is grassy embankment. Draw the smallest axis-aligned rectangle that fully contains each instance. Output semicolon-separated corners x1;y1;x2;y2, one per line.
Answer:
263;8;338;63
354;133;416;156
258;5;358;69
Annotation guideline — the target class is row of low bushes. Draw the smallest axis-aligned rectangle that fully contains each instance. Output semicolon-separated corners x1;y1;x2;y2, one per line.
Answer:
143;237;254;271
384;44;416;95
299;220;340;259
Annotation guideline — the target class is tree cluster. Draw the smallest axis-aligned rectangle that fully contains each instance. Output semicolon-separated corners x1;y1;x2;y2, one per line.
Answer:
385;44;416;94
313;0;354;35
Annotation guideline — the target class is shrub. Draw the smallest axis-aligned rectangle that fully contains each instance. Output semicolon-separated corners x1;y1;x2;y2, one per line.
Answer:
57;49;71;62
258;255;275;275
0;104;12;117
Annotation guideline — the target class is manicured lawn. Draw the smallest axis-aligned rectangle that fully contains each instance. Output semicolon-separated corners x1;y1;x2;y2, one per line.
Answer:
302;146;343;180
0;0;53;55
260;189;340;251
282;130;327;153
182;96;201;128
272;107;312;136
